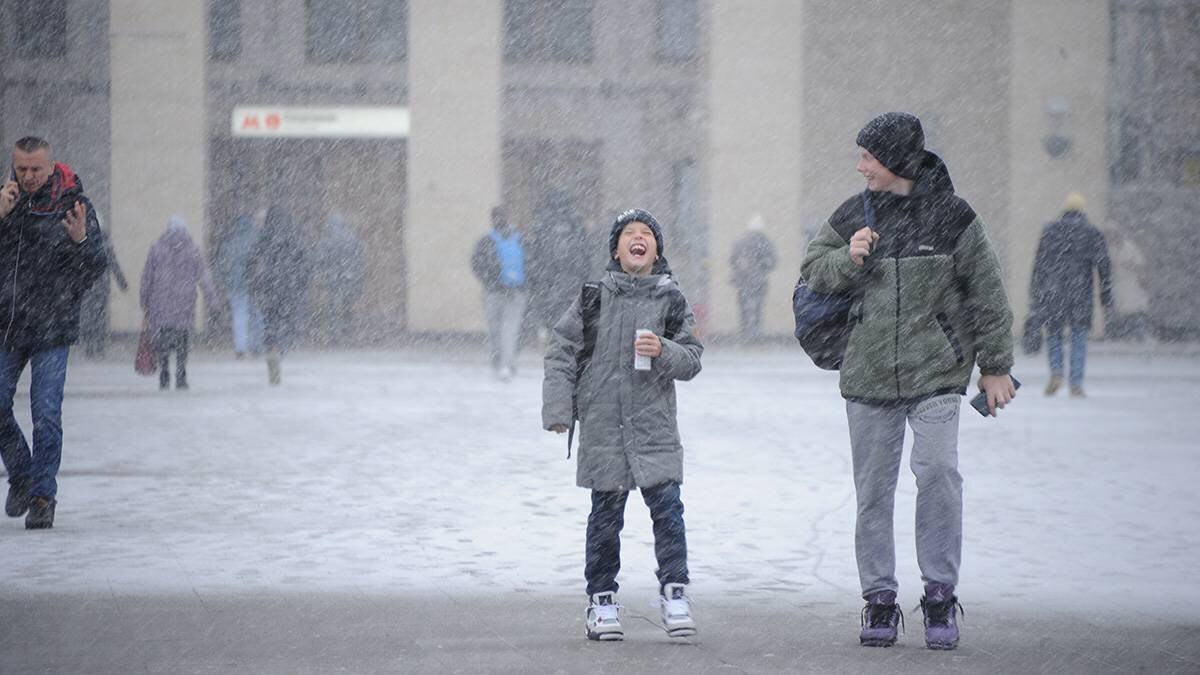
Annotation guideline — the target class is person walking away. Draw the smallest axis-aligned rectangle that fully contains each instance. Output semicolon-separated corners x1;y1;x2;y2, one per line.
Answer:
139;216;219;390
729;213;777;342
543;209;704;641
312;213;365;346
214;206;266;357
800;113;1016;650
78;210;128;358
1028;192;1113;397
247;205;310;385
471;206;527;381
0;136;108;529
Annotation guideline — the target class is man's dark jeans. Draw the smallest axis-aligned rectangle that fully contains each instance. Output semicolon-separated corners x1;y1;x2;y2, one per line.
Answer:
0;347;69;500
585;481;689;596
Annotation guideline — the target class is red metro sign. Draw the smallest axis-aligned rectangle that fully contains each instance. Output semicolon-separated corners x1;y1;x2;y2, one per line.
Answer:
231;106;409;138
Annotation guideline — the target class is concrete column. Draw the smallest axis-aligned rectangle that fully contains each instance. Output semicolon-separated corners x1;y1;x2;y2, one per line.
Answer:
1008;1;1110;325
406;0;503;333
706;1;804;337
108;0;208;332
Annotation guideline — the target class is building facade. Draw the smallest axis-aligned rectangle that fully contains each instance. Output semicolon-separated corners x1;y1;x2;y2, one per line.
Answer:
1;0;1195;342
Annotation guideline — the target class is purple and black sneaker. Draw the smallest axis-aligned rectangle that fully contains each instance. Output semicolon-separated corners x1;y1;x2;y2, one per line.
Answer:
859;591;903;647
918;583;963;650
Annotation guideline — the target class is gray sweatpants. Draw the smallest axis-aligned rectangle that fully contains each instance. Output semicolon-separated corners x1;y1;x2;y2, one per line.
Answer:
847;394;962;598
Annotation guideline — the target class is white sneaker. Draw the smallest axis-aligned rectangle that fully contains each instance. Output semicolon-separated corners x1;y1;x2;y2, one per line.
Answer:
586;592;624;641
659;583;697;637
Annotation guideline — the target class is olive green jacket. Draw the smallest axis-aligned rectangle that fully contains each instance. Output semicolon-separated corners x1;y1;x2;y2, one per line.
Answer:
800;157;1013;403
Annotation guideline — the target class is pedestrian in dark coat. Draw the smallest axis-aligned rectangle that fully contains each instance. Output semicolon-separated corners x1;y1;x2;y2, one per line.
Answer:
140;216;218;390
729;213;777;341
0;136;107;529
1028;192;1113;397
247;205;311;385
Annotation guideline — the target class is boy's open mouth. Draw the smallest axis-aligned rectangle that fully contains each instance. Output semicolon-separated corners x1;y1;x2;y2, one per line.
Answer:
629;243;647;256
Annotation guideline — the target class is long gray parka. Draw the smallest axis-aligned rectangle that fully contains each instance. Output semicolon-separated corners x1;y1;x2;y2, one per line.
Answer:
542;262;703;491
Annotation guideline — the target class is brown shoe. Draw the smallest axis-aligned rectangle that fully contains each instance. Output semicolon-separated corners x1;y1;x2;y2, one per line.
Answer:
25;496;56;529
1044;375;1063;396
1069;386;1086;398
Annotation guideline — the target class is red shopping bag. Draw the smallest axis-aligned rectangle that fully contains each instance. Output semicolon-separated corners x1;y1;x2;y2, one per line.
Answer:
135;328;156;376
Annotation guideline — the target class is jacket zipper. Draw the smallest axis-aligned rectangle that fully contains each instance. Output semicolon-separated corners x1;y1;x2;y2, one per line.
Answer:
894;258;901;399
3;199;27;346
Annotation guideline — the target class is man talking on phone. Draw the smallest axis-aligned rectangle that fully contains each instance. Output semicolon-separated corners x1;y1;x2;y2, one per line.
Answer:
0;136;107;529
800;113;1015;650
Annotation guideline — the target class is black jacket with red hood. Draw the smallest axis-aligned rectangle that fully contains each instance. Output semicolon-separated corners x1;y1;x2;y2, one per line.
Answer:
0;162;108;351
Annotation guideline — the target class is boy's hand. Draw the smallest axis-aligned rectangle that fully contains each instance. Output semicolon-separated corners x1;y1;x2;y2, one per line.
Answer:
634;331;662;358
547;424;568;434
978;374;1017;415
849;227;878;266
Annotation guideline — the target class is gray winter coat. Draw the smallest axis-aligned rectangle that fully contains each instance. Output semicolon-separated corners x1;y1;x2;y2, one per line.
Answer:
542;264;703;491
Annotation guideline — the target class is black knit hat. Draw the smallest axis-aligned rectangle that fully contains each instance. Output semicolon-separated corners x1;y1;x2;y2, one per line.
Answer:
856;112;925;179
609;208;664;257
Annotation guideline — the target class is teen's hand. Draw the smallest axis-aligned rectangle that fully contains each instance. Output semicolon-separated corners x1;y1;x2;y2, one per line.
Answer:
0;180;17;219
63;201;87;243
850;227;878;266
978;374;1017;416
548;424;568;434
634;331;662;358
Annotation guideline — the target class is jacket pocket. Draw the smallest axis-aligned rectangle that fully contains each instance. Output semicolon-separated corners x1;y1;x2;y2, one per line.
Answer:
935;312;965;365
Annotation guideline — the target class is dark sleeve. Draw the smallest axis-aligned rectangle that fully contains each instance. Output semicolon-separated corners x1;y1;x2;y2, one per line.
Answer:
1028;228;1052;312
799;196;868;294
105;235;128;289
71;201;109;292
470;236;492;283
1094;229;1114;308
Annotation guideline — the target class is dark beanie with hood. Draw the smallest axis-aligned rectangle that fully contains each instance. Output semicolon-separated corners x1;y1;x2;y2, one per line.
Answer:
608;208;665;258
856;112;927;180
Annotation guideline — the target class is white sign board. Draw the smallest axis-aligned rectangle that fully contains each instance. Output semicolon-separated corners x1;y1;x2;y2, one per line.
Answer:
232;106;410;138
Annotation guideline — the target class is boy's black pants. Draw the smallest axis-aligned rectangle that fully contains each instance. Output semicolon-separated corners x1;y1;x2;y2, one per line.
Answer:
585;481;689;597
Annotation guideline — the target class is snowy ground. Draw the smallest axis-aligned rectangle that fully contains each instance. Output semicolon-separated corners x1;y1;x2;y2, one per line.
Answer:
1;341;1198;672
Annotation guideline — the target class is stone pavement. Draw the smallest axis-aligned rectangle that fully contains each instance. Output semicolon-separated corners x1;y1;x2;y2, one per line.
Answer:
2;591;1197;673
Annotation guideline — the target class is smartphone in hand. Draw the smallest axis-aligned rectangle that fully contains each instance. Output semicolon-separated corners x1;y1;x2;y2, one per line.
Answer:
970;376;1021;417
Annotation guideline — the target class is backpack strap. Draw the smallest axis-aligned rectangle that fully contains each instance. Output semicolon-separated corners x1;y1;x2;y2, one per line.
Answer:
568;282;602;457
861;190;875;229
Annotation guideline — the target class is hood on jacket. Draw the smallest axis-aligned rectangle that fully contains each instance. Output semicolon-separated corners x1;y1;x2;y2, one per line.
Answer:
26;162;82;215
861;150;975;241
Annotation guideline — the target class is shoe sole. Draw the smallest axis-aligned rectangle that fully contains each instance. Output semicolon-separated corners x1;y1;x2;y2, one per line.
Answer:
926;641;958;651
860;638;897;647
587;630;624;641
666;626;697;638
